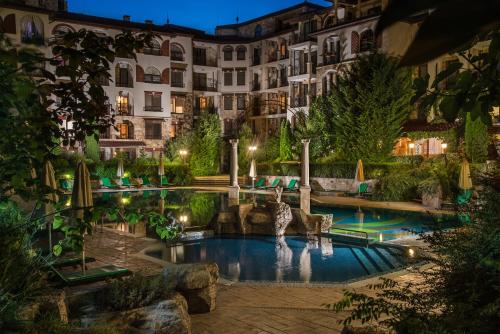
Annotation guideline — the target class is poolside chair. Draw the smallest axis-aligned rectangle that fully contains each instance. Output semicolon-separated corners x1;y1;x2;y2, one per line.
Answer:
264;178;281;189
161;176;173;187
456;189;473;205
284;179;298;191
348;182;370;197
46;256;96;269
59;179;73;192
141;176;154;187
242;177;265;189
101;177;119;189
121;177;133;188
51;264;131;286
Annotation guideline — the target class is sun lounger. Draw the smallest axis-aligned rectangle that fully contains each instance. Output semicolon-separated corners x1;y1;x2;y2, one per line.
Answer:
348;182;370;197
283;179;298;191
59;179;73;192
264;178;281;189
101;177;119;189
51;264;131;286
46;256;96;269
161;176;174;187
121;177;133;188
141;176;154;187
457;189;473;205
242;177;265;189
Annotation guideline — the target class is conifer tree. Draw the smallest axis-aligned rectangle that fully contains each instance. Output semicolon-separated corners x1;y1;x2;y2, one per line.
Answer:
465;112;490;163
279;120;293;161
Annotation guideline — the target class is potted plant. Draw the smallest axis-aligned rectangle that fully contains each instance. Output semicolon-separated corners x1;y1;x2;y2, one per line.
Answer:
418;177;443;209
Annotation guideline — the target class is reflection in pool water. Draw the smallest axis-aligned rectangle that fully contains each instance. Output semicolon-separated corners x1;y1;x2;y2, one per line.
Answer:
87;190;452;241
145;235;409;283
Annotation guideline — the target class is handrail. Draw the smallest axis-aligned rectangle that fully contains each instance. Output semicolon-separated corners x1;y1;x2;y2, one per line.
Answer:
329;227;369;240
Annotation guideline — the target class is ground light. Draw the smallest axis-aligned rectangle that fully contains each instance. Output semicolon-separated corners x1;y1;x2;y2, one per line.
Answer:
179;149;188;164
121;197;131;205
408;248;415;257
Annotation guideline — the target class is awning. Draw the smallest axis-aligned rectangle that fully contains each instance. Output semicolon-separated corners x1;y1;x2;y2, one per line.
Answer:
99;140;146;148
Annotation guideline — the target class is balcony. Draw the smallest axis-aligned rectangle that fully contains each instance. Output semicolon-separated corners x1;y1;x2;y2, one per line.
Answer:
193;79;218;92
116;79;133;88
171;81;185;88
252;56;261;66
291;65;307;76
252;82;261;91
171;51;184;62
143;47;161;56
116;105;133;116
268;80;278;89
323;53;340;66
144;74;161;84
291;33;315;45
194;106;217;116
280;77;288;87
143;106;163;112
267;54;277;63
193;57;217;67
291;96;307;108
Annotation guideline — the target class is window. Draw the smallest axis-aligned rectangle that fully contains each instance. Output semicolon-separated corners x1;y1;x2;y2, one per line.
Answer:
170;121;181;138
117;121;134;139
193;72;207;90
236;70;246;86
21;15;44;45
171;69;184;87
351;31;360;54
279;42;287;59
143;39;161;56
144;67;161;83
193;47;207;65
145;119;163;139
236;46;246;60
254;24;262;38
360;29;374;52
144;92;162;112
171;43;184;61
115;63;133;87
237;95;246;110
116;91;132;115
171;95;185;114
223;46;233;61
224;70;233;86
279;94;287;111
223;95;233;110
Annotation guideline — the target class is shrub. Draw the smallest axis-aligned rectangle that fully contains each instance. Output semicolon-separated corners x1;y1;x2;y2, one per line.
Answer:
465;112;490;163
372;167;420;201
279;120;293;161
101;274;168;311
189;113;222;176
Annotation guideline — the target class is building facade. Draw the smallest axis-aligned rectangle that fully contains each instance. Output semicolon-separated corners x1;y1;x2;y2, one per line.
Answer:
0;0;492;159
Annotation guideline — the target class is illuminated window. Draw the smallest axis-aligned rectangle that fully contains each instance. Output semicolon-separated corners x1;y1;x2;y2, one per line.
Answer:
171;95;185;114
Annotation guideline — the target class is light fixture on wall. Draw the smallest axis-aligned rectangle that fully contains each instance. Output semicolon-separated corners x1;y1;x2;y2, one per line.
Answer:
408;142;415;156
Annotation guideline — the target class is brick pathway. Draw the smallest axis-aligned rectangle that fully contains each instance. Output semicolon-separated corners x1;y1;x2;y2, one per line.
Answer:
79;228;425;334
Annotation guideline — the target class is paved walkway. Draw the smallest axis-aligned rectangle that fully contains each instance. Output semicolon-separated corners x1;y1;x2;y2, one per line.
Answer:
77;228;426;334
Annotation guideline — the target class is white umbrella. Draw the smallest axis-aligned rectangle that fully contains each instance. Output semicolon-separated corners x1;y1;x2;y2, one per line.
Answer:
158;152;165;177
43;161;59;251
249;159;257;188
116;159;124;179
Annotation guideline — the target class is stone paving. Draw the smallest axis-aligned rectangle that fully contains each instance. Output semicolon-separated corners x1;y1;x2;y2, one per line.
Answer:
78;228;426;334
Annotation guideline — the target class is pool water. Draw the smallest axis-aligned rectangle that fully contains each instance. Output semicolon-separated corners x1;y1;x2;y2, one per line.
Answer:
146;235;409;283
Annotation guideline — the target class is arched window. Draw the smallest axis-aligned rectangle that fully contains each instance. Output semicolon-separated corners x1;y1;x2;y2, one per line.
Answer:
144;39;161;56
52;24;74;38
21;15;44;45
236;45;246;60
351;31;360;54
144;66;161;83
223;45;233;61
116;91;133;116
360;29;374;52
170;43;184;61
115;63;133;88
254;24;262;38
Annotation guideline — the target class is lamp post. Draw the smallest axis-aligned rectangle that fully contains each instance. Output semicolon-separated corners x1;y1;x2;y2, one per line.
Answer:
408;142;415;156
441;142;448;165
179;149;188;165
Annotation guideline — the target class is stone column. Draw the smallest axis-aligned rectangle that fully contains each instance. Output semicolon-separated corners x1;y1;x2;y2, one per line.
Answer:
300;139;311;213
228;139;240;203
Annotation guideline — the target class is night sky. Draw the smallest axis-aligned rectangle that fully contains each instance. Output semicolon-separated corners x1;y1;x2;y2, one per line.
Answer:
67;0;331;33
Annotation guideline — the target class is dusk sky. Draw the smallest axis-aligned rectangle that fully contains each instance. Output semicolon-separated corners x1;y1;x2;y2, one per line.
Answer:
67;0;331;33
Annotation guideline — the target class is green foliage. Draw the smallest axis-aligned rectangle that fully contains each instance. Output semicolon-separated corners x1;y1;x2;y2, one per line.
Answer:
293;97;336;160
84;134;100;162
372;167;421;201
465;112;490;163
279;120;293;161
189;113;222;176
255;136;280;163
238;124;254;176
413;30;500;124
329;171;500;333
189;193;220;226
0;202;46;329
331;53;413;162
101;274;168;311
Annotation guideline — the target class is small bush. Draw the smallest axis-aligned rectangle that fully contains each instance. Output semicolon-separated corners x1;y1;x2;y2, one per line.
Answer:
100;274;167;311
373;167;420;201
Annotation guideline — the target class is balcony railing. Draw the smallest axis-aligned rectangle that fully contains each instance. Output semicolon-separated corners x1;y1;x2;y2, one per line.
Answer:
194;106;217;116
280;78;288;87
144;106;163;112
292;65;307;76
144;74;161;84
252;56;261;66
171;81;185;88
116;105;133;116
143;47;161;56
291;32;315;45
268;80;278;89
252;82;261;91
193;57;217;67
116;79;133;88
323;53;341;66
171;51;184;61
291;96;307;108
193;79;218;92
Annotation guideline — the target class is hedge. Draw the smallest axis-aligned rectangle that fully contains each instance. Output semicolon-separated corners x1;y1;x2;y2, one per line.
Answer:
257;161;413;179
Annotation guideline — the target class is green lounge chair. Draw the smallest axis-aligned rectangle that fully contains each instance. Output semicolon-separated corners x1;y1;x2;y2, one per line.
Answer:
101;177;119;189
143;190;151;199
457;189;473;205
161;176;173;187
51;264;131;286
359;182;369;195
59;179;72;192
243;177;265;189
264;178;281;189
45;256;96;269
284;179;298;191
141;176;154;187
121;177;133;188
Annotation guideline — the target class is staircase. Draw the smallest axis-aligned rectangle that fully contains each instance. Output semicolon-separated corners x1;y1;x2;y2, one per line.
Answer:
192;175;246;187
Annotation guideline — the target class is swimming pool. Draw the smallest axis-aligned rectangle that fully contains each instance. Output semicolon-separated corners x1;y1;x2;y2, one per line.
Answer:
89;189;452;241
144;235;410;283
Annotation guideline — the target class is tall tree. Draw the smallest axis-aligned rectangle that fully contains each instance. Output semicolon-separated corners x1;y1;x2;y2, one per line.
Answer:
331;53;413;162
189;113;222;176
279;120;293;161
465;112;490;163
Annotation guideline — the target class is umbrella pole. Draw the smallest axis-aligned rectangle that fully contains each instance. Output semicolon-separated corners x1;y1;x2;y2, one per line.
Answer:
82;239;86;275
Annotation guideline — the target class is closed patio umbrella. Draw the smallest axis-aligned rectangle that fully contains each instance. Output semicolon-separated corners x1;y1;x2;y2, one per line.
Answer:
72;160;93;273
159;198;165;215
355;159;365;183
43;161;59;251
249;159;257;188
116;158;124;179
158;152;165;177
459;159;473;190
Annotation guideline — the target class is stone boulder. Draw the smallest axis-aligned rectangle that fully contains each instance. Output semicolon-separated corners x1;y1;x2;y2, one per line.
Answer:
18;290;68;323
291;209;333;235
267;201;293;236
163;263;219;314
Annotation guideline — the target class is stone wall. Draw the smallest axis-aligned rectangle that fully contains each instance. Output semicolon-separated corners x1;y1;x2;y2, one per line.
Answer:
261;175;376;193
